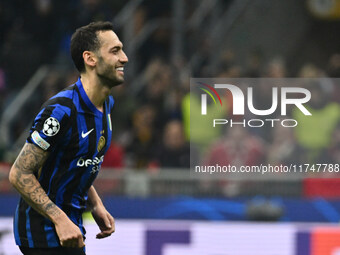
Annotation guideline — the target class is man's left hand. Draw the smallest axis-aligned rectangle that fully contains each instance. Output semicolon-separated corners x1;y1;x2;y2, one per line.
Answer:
91;205;115;239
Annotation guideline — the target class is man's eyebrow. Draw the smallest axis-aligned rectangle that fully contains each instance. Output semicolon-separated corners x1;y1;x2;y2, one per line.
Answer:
109;45;123;51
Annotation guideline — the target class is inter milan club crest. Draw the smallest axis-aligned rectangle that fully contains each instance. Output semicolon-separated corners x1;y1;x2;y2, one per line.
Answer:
97;136;106;152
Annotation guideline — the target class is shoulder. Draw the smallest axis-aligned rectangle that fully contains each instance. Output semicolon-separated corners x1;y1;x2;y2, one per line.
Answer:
41;84;78;117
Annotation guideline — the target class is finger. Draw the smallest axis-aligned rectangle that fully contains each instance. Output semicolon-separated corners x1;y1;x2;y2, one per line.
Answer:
96;233;106;239
60;239;71;247
71;241;80;248
96;232;110;239
103;214;112;229
96;233;105;239
96;230;112;239
101;226;115;235
61;239;75;248
108;215;115;232
78;236;85;247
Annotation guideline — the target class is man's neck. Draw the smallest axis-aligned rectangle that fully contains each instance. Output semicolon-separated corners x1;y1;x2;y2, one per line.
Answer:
80;74;111;112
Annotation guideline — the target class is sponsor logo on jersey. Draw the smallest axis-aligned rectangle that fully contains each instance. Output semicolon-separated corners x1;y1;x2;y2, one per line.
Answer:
77;155;104;174
76;155;104;167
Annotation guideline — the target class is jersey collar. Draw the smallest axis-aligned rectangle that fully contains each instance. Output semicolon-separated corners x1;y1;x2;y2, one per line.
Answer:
76;77;104;116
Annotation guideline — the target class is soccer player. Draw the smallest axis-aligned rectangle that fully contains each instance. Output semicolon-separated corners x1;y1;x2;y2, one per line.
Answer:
8;21;128;255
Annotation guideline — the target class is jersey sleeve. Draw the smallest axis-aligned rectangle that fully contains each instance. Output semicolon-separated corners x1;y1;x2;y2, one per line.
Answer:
27;103;71;151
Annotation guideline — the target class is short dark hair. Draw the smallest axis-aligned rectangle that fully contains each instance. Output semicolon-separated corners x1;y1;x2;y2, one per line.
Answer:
70;21;114;73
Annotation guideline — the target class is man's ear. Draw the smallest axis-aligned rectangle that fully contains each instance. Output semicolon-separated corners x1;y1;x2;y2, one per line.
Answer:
83;51;97;68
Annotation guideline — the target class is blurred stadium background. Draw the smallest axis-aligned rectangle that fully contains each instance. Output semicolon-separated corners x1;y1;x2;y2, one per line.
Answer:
1;0;340;254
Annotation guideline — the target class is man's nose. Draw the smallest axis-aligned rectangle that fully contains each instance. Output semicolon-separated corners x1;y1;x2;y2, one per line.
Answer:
120;51;128;63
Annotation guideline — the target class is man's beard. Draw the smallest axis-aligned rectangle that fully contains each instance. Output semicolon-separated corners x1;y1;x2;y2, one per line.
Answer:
97;69;124;88
96;56;124;88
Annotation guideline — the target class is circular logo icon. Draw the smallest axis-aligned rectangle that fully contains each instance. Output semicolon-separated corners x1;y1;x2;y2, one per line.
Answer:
43;117;60;136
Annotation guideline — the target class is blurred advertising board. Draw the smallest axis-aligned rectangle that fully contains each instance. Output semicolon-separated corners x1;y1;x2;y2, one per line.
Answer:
0;218;340;255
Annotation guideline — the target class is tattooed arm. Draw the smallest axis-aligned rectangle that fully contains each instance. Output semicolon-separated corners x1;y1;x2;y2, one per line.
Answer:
9;143;58;218
9;143;85;248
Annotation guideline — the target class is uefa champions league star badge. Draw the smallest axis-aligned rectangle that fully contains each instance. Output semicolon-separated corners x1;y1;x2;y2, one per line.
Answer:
43;117;60;136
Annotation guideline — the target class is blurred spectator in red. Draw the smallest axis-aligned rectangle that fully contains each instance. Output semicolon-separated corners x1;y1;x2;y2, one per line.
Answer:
202;125;265;197
303;122;340;198
101;142;125;168
204;125;265;168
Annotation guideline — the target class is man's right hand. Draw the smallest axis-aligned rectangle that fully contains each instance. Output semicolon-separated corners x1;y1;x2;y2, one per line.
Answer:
54;214;85;248
9;143;85;248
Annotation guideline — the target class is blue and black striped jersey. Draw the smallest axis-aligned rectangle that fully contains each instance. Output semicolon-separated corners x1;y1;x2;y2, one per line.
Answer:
14;78;114;248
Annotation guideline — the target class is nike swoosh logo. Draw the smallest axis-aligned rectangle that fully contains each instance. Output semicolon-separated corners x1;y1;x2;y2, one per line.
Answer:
81;128;94;138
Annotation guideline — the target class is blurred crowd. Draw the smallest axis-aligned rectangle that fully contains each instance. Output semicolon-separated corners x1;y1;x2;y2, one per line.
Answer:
1;0;340;175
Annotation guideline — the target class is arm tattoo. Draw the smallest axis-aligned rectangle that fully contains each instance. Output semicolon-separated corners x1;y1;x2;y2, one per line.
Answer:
14;143;47;174
44;202;60;217
11;143;61;220
30;187;49;204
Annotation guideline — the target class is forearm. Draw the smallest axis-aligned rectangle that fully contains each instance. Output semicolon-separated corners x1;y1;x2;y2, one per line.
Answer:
87;185;103;210
88;186;115;239
10;169;64;222
9;143;65;223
